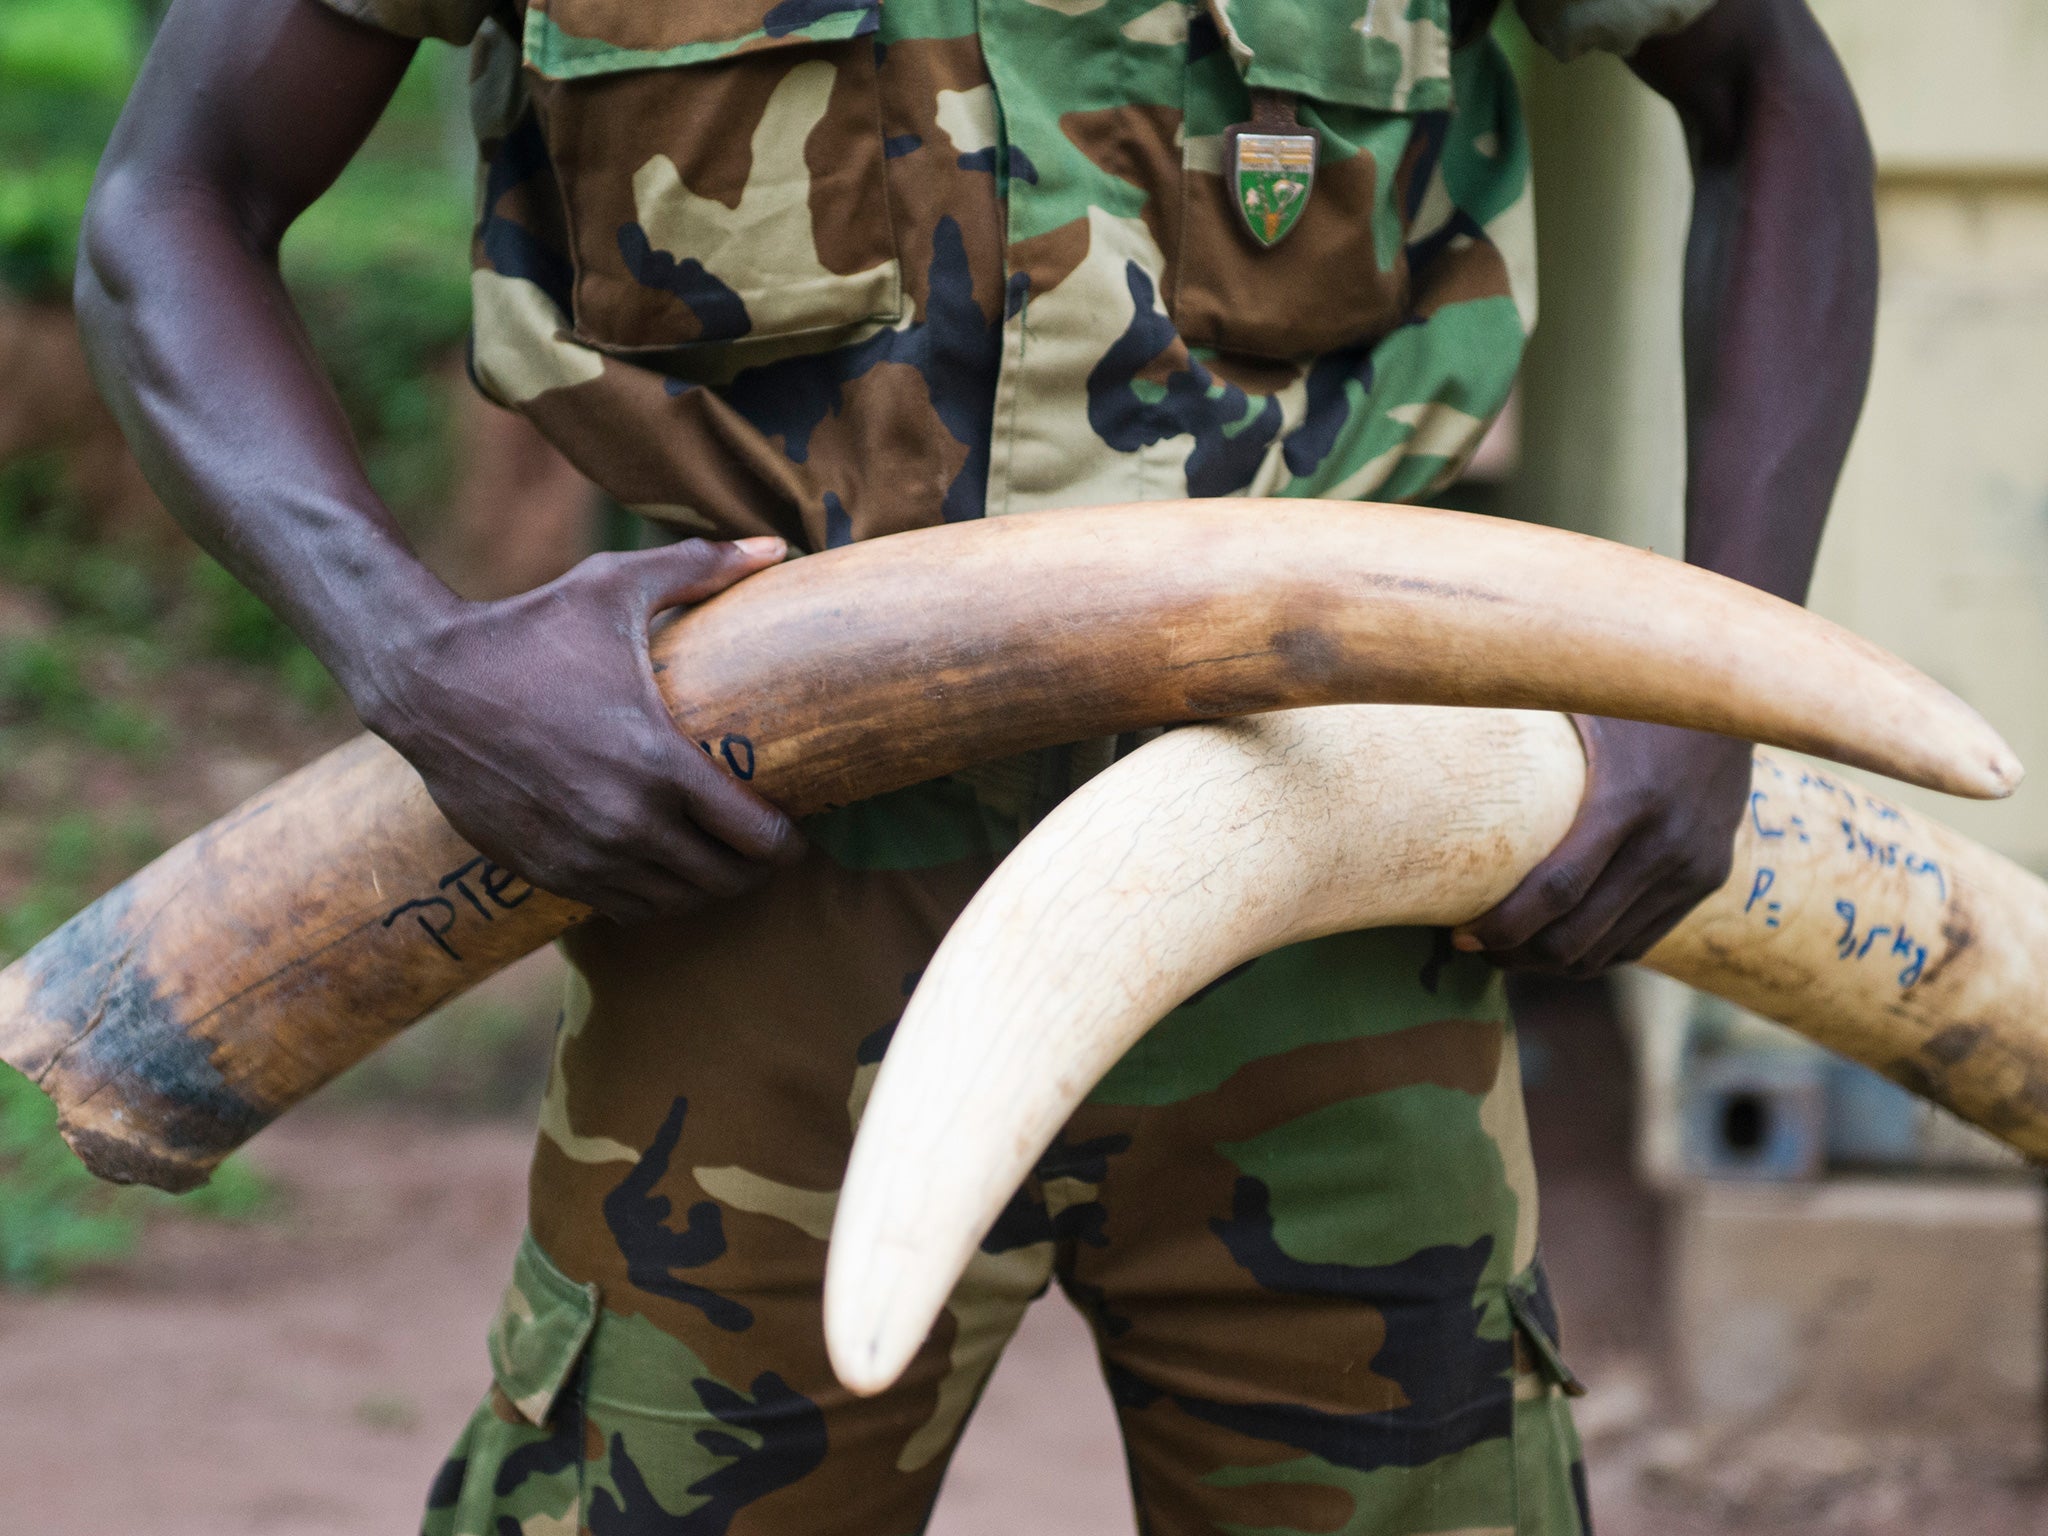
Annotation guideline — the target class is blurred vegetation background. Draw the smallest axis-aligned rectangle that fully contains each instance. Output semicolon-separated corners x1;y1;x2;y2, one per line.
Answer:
0;0;572;1284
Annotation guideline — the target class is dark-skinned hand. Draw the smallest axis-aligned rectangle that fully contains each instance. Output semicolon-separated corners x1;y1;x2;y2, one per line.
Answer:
1452;716;1753;978
357;536;805;925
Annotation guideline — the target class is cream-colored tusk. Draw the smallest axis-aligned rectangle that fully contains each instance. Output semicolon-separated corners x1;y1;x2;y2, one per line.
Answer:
825;706;2048;1396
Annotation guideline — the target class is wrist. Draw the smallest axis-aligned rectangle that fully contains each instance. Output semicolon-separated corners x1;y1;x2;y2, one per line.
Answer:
321;567;468;741
1575;714;1753;777
1683;477;1827;608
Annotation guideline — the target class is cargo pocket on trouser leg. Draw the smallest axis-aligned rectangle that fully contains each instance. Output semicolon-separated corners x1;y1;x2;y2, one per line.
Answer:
572;1314;835;1532
1507;1261;1593;1535
422;1230;601;1536
429;1238;849;1532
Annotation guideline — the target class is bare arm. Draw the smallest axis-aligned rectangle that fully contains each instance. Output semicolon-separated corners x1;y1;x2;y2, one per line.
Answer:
76;0;801;920
1463;0;1877;973
1638;0;1877;603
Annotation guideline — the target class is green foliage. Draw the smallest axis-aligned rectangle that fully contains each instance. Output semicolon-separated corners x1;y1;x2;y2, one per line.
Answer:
84;695;169;756
0;627;165;758
0;1062;271;1289
0;808;167;964
0;160;98;298
329;989;559;1118
38;811;99;884
282;96;477;522
3;15;477;513
0;0;143;299
0;884;80;960
0;0;143;94
0;453;166;633
0;19;479;1294
0;632;90;722
0;451;339;712
184;555;294;664
184;556;338;708
0;1066;133;1286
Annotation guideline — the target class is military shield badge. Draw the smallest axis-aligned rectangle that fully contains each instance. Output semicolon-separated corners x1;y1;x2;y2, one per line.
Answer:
1226;93;1318;249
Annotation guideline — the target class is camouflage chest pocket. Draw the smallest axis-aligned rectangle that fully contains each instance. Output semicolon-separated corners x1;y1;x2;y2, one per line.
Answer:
521;0;904;353
1176;0;1456;360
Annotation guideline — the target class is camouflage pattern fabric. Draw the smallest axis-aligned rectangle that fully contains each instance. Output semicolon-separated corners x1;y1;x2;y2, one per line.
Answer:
290;1;1725;1528
420;775;1590;1536
321;0;1700;550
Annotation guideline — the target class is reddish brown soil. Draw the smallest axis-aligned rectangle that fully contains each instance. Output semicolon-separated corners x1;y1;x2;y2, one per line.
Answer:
6;1109;2047;1535
0;1115;531;1535
0;1111;1134;1536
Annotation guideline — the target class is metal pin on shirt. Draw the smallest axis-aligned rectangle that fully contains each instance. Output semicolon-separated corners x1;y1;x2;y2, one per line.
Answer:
1224;89;1318;249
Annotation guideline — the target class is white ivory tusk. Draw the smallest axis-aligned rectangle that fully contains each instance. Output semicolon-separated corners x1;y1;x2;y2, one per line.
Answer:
824;705;2048;1396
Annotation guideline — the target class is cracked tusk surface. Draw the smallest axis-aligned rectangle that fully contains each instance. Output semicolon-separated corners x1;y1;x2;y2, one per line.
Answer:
826;707;1585;1394
825;705;2048;1396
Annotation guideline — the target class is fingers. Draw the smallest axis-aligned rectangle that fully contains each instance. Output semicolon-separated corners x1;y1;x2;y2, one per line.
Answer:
561;737;802;912
615;536;789;616
1456;811;1635;957
1589;884;1710;974
1455;716;1752;977
571;542;809;873
1533;861;1716;979
590;833;770;918
1463;828;1670;974
616;540;808;863
1458;820;1730;977
429;741;801;925
500;808;787;923
661;736;807;866
616;624;804;864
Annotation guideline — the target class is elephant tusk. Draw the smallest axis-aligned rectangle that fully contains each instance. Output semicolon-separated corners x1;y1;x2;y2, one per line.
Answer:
0;501;2020;1192
824;705;2048;1396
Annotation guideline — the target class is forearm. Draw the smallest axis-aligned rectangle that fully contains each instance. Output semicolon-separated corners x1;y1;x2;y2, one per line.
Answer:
1656;3;1878;603
73;0;442;719
75;171;452;713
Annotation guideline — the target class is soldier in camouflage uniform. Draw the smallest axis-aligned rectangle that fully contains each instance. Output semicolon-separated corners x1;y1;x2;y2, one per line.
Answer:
77;0;1878;1529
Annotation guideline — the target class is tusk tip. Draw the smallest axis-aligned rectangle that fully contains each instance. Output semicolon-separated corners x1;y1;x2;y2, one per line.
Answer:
829;1340;897;1399
825;1311;924;1399
823;1243;940;1399
1923;725;2024;801
1988;747;2026;799
1967;704;2026;796
1955;742;2026;801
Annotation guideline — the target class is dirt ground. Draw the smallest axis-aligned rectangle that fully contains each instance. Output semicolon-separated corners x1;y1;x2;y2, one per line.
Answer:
0;1112;1136;1536
6;1109;2048;1536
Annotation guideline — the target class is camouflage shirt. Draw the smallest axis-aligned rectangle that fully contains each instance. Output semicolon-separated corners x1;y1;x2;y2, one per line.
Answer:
320;0;1714;550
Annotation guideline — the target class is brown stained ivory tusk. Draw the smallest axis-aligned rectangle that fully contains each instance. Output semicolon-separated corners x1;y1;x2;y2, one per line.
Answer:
0;501;2022;1192
823;706;2048;1396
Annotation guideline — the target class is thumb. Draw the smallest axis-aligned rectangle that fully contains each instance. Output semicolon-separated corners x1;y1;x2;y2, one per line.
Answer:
623;536;789;616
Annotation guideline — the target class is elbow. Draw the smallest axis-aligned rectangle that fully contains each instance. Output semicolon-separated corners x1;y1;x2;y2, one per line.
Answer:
1669;2;1874;198
72;191;127;375
74;161;148;334
73;156;259;347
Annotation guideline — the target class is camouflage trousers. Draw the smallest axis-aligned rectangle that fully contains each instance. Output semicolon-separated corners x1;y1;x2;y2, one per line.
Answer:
422;772;1591;1536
